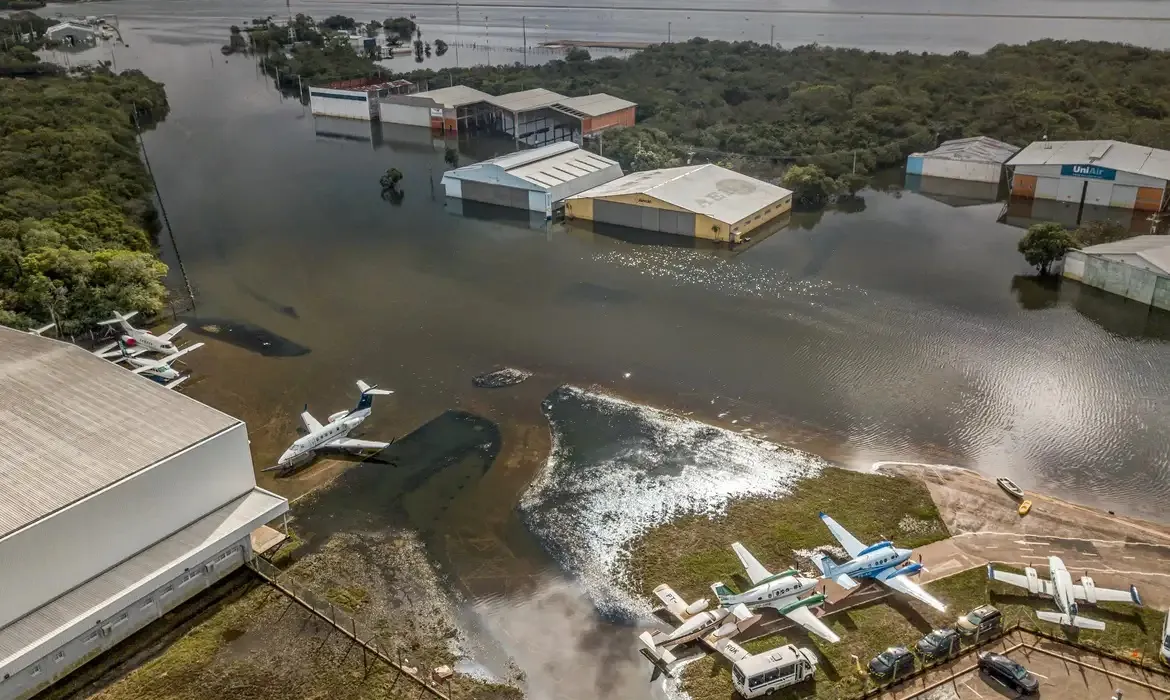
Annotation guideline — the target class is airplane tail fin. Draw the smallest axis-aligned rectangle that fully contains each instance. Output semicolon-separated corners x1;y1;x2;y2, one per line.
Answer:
637;631;676;663
710;582;736;606
97;310;138;328
354;380;394;412
1037;611;1106;630
811;552;835;577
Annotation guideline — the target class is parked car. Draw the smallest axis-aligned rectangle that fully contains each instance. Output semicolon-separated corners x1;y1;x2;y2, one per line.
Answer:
957;604;1002;638
916;628;960;660
868;646;915;681
978;652;1040;694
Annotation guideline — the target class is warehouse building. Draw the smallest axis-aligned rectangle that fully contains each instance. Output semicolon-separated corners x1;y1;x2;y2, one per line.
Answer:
309;78;413;120
379;85;494;132
0;328;288;700
441;142;622;217
1063;235;1170;310
1006;140;1170;212
565;164;793;243
46;22;96;48
906;136;1019;183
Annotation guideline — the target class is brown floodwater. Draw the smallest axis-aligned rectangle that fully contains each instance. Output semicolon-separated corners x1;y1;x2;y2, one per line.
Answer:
47;7;1170;697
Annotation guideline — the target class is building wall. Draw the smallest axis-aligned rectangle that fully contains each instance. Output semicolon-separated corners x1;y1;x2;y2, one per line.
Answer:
379;99;432;127
1010;164;1167;211
441;176;463;199
582;107;636;134
919;158;1003;183
728;195;793;239
1064;253;1170;308
544;163;624;208
566;191;791;242
0;424;254;628
1063;251;1087;281
1;535;252;700
309;89;373;120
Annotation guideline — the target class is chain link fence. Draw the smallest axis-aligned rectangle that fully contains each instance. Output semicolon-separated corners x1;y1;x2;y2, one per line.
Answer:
247;556;452;700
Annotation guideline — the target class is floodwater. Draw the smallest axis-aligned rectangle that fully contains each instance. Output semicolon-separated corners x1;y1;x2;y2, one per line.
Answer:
45;5;1170;699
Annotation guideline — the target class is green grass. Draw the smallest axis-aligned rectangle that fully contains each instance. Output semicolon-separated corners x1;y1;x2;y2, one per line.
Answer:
626;467;948;602
326;585;369;613
676;566;1166;700
266;528;303;567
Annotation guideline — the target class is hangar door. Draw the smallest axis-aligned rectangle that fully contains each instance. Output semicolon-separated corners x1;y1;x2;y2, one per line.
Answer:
594;200;695;236
380;102;431;127
461;181;532;210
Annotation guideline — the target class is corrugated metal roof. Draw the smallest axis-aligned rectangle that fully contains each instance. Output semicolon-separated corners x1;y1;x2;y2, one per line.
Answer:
46;22;95;36
485;88;566;113
569;163;793;225
1080;234;1170;254
443;143;622;197
411;85;493;108
1007;140;1170;181
913;136;1019;164
509;149;620;189
0;328;238;538
555;93;636;117
0;489;286;666
479;141;579;171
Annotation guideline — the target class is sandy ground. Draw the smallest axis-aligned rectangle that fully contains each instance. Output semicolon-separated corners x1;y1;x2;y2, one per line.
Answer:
877;629;1170;700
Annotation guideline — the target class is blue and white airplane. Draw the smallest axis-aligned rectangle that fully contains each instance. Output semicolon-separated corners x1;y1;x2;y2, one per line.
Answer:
266;380;393;472
811;512;947;612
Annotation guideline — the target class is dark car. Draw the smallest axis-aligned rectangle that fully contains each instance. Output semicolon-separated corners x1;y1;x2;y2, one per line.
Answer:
868;646;915;681
978;652;1040;695
916;628;960;659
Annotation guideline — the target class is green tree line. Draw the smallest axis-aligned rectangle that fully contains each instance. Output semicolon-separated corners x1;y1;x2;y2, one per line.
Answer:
399;38;1170;183
0;45;171;333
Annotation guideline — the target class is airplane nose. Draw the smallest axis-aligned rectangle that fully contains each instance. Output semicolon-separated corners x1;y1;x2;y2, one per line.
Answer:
277;449;296;465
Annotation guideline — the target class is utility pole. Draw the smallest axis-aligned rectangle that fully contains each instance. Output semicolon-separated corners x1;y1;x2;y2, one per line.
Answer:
522;15;527;66
454;0;460;67
484;15;490;66
770;24;774;45
667;21;671;43
852;150;857;174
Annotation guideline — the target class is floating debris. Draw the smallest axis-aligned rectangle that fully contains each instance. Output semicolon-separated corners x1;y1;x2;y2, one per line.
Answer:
472;367;532;388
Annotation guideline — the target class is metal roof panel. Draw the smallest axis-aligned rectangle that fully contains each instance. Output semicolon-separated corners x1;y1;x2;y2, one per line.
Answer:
1007;140;1170;180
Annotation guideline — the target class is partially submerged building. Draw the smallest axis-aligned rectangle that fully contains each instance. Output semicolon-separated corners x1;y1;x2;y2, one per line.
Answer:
440;142;623;217
565;164;792;243
0;328;288;700
1006;140;1170;212
45;22;96;48
308;78;413;120
906;136;1019;183
1063;235;1170;310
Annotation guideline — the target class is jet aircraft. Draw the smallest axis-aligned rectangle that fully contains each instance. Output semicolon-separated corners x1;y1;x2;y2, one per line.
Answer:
93;311;187;359
266;380;393;472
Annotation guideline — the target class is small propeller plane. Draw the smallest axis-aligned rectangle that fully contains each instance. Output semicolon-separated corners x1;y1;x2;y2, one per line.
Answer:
987;556;1142;630
119;339;204;390
266;380;393;472
711;542;839;643
811;512;947;612
638;583;761;680
93;311;187;359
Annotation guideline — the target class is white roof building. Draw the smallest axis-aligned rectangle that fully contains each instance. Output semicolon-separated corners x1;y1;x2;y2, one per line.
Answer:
0;328;287;700
1008;140;1170;181
441;142;623;216
1077;235;1170;275
410;85;494;109
1006;140;1170;212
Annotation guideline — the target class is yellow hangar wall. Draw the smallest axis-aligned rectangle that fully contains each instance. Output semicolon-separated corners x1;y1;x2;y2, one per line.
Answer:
566;192;792;242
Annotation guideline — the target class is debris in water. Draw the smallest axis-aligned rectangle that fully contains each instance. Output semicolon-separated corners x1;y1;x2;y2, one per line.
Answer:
622;372;631;379
472;367;532;388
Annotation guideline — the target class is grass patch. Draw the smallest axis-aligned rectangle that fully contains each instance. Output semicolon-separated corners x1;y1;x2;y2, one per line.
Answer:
266;528;303;567
326;585;368;613
626;467;947;602
676;566;1165;700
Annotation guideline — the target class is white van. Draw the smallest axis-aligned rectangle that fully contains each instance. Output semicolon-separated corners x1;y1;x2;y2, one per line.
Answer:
731;644;818;698
1160;608;1170;665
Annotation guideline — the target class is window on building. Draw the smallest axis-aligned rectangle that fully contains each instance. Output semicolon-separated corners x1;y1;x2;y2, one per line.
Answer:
55;651;66;662
30;665;41;677
83;631;100;644
142;598;154;611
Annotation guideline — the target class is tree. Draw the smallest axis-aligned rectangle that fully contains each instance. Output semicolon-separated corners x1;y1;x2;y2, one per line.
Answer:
782;164;837;208
383;17;416;40
566;47;591;62
1018;222;1076;275
835;172;869;196
444;148;459;168
434;39;448;56
1073;220;1129;247
321;15;356;31
380;168;403;191
365;21;380;38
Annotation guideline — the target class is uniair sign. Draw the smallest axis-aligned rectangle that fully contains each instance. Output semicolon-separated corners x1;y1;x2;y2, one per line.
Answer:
1060;164;1117;181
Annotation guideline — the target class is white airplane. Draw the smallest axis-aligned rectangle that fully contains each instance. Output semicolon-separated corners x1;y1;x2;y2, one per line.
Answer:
266;380;393;472
711;542;839;643
28;322;56;336
637;583;761;680
120;340;204;390
987;557;1142;630
93;311;186;359
811;512;947;613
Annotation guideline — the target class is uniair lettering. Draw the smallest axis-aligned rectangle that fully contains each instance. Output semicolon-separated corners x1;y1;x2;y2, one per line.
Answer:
1059;164;1117;181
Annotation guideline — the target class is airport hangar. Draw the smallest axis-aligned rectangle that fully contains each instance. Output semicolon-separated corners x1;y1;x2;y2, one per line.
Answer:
0;327;288;700
565;163;793;243
1006;139;1170;212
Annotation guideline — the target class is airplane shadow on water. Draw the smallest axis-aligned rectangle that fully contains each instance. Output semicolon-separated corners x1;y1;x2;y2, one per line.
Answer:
178;315;310;356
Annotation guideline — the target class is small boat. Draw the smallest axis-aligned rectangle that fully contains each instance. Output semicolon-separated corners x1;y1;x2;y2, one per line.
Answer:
996;477;1024;500
1018;500;1033;516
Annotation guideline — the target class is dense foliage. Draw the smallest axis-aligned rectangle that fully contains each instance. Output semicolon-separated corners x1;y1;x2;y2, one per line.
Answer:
403;38;1170;181
0;69;171;332
1019;222;1077;274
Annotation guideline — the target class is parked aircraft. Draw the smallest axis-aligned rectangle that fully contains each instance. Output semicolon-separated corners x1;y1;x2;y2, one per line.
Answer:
266;380;393;472
120;340;204;389
811;512;947;612
27;322;56;336
93;311;186;359
987;557;1142;630
638;583;761;680
711;542;839;643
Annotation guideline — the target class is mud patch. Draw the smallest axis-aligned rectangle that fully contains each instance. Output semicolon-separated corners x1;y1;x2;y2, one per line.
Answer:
473;368;532;389
518;386;828;618
179;315;310;356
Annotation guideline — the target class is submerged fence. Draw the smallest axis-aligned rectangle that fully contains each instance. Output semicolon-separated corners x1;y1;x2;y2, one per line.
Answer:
247;556;452;700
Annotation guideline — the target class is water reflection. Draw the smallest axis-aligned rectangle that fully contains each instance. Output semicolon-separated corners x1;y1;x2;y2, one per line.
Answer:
904;173;1004;207
1001;196;1166;234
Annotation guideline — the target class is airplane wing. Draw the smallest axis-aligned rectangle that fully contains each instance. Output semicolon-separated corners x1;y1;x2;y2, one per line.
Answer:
158;322;188;341
875;567;947;612
162;375;189;390
710;637;752;664
327;437;390;451
299;410;324;433
778;604;840;643
731;542;773;586
131;344;204;374
989;568;1055;597
818;513;867;558
652;584;693;621
93;342;119;358
1073;583;1141;605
